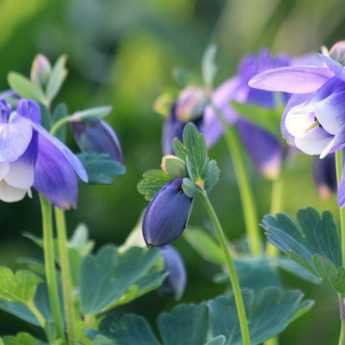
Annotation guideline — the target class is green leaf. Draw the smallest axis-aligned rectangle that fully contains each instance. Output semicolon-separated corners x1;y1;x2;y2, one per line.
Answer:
205;336;226;345
209;288;311;345
214;258;281;292
231;101;281;137
71;106;112;122
80;245;165;315
202;45;218;87
0;267;41;305
184;227;224;265
159;303;209;345
78;152;126;184
8;72;46;105
98;287;310;345
204;160;220;192
46;55;68;102
137;169;171;201
183;123;208;181
99;313;160;345
2;333;41;345
52;103;69;142
172;138;187;160
262;207;343;293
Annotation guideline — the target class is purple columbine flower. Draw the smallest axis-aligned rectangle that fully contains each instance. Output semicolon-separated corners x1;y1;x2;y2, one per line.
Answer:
313;153;337;199
162;86;207;154
160;245;187;300
143;178;192;246
203;49;291;179
0;98;87;208
71;120;123;162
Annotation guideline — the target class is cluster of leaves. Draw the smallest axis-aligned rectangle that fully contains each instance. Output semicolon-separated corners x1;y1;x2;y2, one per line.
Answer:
138;123;220;200
0;226;166;343
92;287;311;345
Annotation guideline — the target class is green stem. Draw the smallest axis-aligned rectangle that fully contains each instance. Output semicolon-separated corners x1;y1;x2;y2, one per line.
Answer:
224;126;261;255
199;190;251;345
50;116;70;136
266;176;283;257
336;151;345;345
55;208;78;345
40;196;65;340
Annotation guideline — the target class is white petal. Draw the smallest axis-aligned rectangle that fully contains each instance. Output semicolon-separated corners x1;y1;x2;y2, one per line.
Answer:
0;162;9;180
294;127;333;155
285;103;316;138
4;160;34;189
0;181;27;202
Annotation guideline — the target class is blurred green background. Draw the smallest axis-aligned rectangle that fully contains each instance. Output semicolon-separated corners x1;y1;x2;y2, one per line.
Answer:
0;0;344;343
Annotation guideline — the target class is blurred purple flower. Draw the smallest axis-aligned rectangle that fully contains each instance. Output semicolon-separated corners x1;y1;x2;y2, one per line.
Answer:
160;245;187;300
0;98;87;209
143;178;192;246
313;154;337;199
162;87;207;154
203;49;291;179
72;120;123;162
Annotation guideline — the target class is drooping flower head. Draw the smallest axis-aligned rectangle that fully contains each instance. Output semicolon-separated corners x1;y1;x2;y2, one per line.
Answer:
71;119;123;162
0;98;87;208
249;42;345;205
160;245;187;300
143;178;192;246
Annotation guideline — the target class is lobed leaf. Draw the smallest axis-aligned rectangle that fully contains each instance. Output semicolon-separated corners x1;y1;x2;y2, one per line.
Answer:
80;245;165;315
262;207;343;293
137;169;171;201
46;55;68;103
78;152;126;185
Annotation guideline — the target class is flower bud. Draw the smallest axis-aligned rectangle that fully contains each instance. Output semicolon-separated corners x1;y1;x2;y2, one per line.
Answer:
313;154;336;199
31;54;52;87
175;86;208;122
159;245;186;300
143;178;192;246
71;120;123;162
161;155;186;178
330;41;345;66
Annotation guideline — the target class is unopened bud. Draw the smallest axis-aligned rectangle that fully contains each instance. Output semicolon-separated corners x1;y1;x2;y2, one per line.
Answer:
161;155;186;178
31;54;52;87
330;41;345;66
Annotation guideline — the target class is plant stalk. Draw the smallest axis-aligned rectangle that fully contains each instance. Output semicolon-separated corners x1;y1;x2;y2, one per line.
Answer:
223;126;261;255
40;196;65;340
55;208;78;345
200;190;251;345
336;151;345;345
266;176;283;257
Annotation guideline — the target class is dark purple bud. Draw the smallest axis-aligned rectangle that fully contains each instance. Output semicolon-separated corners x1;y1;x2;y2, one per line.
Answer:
71;120;123;162
313;154;336;199
143;178;192;246
160;245;187;300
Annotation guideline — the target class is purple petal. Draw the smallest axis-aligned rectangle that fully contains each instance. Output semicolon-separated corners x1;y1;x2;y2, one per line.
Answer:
33;133;79;209
236;119;283;179
32;123;88;182
160;245;187;300
320;125;345;159
249;66;333;94
5;132;38;189
16;99;41;124
143;178;192;246
71;120;123;162
319;55;345;82
313;154;336;199
0;114;33;163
